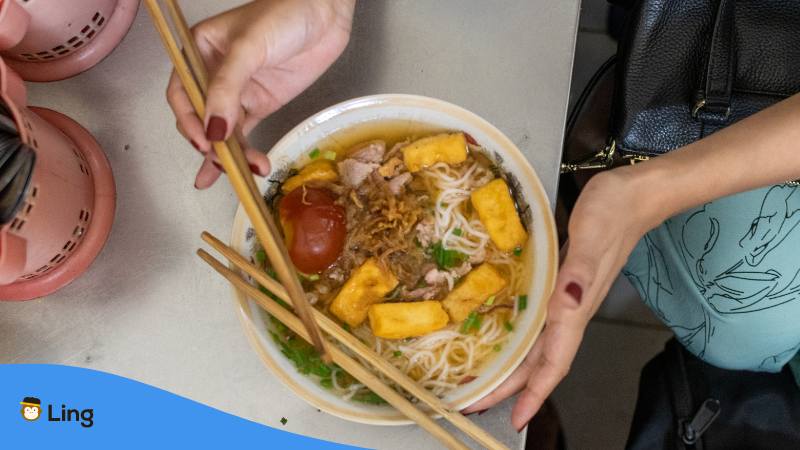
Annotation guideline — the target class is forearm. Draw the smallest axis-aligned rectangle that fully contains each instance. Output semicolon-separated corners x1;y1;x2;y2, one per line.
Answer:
628;92;800;225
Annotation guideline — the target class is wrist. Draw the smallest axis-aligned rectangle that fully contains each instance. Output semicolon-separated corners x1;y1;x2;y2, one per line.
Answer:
611;162;678;232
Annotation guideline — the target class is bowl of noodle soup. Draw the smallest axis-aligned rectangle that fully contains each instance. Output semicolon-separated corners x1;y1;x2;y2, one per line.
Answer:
230;94;557;425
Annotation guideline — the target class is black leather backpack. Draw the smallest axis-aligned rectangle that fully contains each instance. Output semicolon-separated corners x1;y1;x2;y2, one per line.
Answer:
563;0;800;173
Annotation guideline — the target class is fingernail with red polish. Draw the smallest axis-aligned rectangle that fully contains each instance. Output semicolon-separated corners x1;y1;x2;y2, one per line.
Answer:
190;139;200;151
212;161;225;173
206;116;228;141
565;282;583;305
249;164;260;174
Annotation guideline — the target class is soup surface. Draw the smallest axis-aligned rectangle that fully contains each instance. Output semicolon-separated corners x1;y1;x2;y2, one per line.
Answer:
255;123;532;403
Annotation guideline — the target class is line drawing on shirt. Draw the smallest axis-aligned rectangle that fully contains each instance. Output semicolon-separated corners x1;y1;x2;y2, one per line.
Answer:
625;185;800;363
760;340;800;370
623;233;711;357
739;185;800;267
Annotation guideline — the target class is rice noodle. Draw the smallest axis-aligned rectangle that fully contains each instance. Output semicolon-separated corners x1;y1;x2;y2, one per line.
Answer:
264;141;528;401
361;311;515;397
421;161;494;257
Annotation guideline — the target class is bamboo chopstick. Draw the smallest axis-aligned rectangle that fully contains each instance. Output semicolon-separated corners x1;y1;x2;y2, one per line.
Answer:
201;232;510;450
163;0;208;91
197;248;469;450
144;0;329;361
164;0;255;196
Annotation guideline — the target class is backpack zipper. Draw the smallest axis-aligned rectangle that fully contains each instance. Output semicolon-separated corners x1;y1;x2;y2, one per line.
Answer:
681;398;721;446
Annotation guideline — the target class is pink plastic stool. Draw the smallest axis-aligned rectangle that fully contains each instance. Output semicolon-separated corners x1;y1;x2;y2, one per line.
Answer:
0;59;116;300
0;0;139;82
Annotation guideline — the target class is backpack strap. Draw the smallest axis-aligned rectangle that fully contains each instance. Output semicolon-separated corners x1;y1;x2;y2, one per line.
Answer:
665;340;722;449
665;340;696;450
694;0;736;124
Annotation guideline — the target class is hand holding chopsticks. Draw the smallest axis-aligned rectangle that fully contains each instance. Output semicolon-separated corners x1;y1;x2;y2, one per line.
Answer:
144;0;329;361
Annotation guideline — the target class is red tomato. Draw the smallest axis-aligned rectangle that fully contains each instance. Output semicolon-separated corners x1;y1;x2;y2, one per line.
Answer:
279;187;346;273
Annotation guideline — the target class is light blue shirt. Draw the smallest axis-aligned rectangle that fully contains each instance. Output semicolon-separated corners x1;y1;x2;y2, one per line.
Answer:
623;184;800;376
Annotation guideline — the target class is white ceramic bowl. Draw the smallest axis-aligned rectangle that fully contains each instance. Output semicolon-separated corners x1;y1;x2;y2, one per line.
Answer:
230;94;557;425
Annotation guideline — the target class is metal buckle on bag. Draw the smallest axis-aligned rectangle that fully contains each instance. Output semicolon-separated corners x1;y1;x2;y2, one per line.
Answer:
560;139;618;174
692;98;731;119
561;139;650;174
622;154;650;165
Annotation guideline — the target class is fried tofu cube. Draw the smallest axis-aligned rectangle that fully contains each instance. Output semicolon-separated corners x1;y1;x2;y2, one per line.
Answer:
402;133;468;172
442;264;507;322
330;258;399;327
470;179;528;252
281;159;338;194
368;301;449;339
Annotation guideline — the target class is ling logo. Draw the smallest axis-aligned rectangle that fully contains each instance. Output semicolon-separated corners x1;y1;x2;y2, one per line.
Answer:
20;397;42;421
19;396;94;427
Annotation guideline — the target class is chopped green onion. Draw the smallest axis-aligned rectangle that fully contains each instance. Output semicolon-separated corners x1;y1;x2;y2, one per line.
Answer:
518;294;528;310
430;242;466;269
351;391;386;405
266;267;278;279
298;272;320;281
280;417;288;426
460;312;482;333
485;295;495;306
323;150;337;160
393;351;403;358
309;148;321;159
255;249;267;265
342;323;351;333
320;378;333;389
513;247;522;257
453;228;463;237
504;321;514;332
493;344;502;352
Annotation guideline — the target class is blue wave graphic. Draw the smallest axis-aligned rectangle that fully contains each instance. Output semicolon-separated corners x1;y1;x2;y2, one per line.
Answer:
1;364;359;449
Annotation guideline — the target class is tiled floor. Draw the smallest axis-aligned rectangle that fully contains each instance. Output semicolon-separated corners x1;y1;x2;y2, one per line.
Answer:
548;1;674;448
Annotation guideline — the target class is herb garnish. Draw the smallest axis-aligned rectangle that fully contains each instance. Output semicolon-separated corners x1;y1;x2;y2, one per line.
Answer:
518;294;528;310
430;242;466;269
460;312;482;333
255;249;267;265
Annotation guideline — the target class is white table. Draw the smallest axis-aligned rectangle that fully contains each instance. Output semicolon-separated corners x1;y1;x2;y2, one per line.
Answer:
0;1;579;448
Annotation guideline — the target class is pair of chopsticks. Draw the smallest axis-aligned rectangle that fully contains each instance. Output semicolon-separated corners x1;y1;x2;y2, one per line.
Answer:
145;2;509;448
199;232;509;450
143;0;328;361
